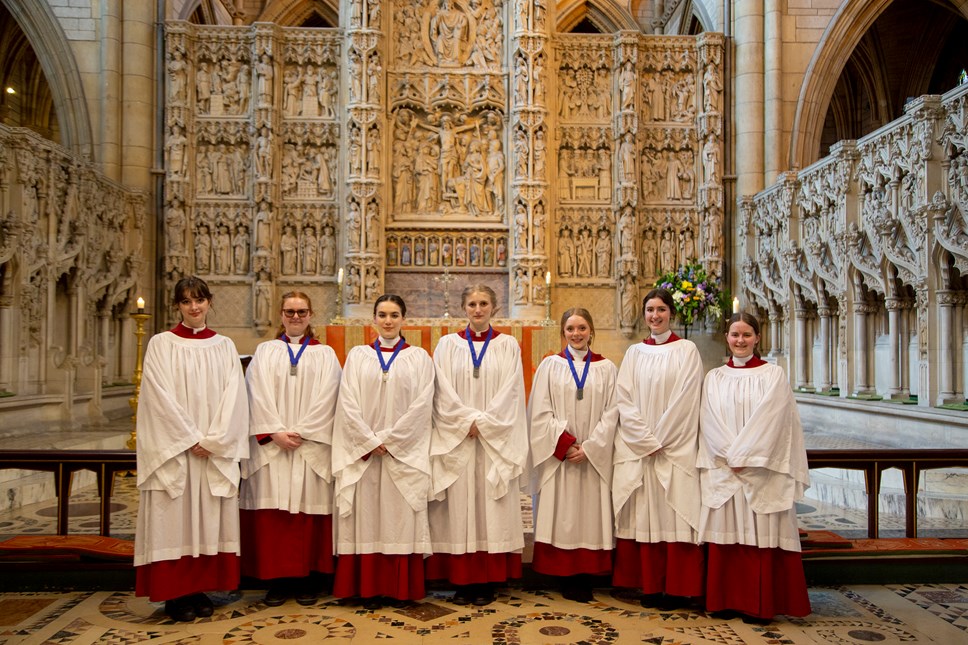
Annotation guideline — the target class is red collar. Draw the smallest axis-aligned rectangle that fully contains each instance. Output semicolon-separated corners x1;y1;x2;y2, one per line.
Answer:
558;349;604;362
281;334;321;346
727;355;767;368
458;326;502;341
643;332;681;345
170;323;216;339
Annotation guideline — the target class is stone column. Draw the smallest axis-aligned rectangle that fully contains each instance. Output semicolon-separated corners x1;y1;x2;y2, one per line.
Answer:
885;297;902;398
99;0;123;180
899;300;911;399
794;307;811;390
852;303;873;396
763;0;782;182
818;305;832;391
733;0;764;197
937;290;956;404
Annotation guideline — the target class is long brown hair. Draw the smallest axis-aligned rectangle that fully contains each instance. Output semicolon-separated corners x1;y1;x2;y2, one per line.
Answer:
725;312;762;358
560;307;596;346
274;290;317;340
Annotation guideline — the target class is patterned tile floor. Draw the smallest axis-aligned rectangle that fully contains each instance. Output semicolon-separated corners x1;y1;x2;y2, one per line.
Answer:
0;583;966;644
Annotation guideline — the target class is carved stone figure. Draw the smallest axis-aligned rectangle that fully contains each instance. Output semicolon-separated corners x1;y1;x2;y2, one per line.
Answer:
166;126;187;177
365;266;380;301
513;266;527;303
703;137;720;184
514;203;528;251
703;63;722;113
214;224;231;274
596;229;611;277
195;224;212;273
558;229;575;277
577;228;593;277
255;128;272;180
366;201;380;251
430;0;471;66
320;225;336;274
619;62;635;112
301;226;318;274
345;266;361;303
256;54;274;107
280;225;298;274
347;201;362;251
168;50;187;105
166;203;186;254
659;228;675;272
532;202;546;252
233;225;249;274
486;136;505;211
641;227;658;277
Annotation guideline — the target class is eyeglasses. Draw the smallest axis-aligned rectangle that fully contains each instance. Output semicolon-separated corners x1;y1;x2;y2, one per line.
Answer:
282;309;310;318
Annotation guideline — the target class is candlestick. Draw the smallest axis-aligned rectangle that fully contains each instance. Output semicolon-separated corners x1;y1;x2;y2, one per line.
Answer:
127;311;152;450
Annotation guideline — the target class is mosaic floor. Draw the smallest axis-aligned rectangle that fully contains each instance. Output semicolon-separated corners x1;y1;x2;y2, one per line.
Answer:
0;583;966;644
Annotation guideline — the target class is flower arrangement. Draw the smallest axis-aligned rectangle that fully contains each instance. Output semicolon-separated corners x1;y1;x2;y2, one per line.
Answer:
654;262;725;327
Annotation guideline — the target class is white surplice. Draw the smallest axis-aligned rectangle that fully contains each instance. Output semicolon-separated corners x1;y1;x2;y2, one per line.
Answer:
698;361;810;552
240;339;341;514
529;351;619;550
429;331;528;554
134;329;249;566
612;338;703;544
332;342;434;555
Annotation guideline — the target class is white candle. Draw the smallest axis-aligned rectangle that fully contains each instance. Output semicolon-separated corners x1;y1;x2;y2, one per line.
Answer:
136;297;145;313
732;296;739;314
337;267;344;285
545;271;551;286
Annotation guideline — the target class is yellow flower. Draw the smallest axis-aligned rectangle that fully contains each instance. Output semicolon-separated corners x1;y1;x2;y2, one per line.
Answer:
681;280;693;290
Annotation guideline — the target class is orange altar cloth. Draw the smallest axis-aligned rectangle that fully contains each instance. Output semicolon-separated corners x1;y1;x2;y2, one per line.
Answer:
320;321;559;399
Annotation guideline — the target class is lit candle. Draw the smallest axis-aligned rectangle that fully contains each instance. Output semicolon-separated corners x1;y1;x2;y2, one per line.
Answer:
545;271;551;286
732;296;739;314
137;297;145;314
337;267;344;285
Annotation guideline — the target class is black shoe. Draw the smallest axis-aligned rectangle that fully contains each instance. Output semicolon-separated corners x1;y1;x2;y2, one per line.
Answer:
386;597;409;608
709;609;739;620
452;586;472;606
472;584;495;606
191;593;214;618
362;596;383;610
164;597;196;622
741;613;773;625
294;578;317;606
264;581;289;607
640;593;664;608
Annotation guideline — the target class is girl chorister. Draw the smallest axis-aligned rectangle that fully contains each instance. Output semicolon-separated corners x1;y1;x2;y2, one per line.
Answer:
612;288;705;608
698;312;811;622
427;285;528;607
240;291;341;606
134;276;249;622
332;295;435;609
529;308;619;602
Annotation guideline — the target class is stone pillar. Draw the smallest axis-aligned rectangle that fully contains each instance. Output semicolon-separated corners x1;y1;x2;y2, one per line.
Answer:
899;301;911;399
885;297;902;398
100;0;123;180
817;305;832;391
852;303;873;396
509;0;551;319
733;0;764;197
937;290;956;404
794;307;811;390
763;0;782;182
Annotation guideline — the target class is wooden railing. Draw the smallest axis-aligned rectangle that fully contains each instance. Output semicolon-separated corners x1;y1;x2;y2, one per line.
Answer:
806;448;968;538
0;448;966;540
0;450;136;537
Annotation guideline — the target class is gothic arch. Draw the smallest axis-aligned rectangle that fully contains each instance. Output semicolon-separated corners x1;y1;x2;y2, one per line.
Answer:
2;0;92;158
792;0;968;169
257;0;339;28
557;0;640;33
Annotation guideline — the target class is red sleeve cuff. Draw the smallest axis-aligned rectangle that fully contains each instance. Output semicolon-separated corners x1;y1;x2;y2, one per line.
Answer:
362;451;371;461
257;434;272;445
553;431;578;461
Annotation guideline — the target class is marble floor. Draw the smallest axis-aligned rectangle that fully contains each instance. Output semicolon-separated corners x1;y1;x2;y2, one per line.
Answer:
0;583;967;644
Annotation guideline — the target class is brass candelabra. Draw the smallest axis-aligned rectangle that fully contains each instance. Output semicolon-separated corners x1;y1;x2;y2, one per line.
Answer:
127;312;151;450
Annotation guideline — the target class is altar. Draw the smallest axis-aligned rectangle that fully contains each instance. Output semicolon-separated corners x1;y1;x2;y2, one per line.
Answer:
319;320;559;398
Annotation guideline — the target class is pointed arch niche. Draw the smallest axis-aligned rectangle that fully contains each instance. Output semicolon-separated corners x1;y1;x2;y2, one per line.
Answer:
792;0;968;168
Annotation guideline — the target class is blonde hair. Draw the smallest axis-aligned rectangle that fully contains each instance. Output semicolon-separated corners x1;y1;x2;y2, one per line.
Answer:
460;284;499;314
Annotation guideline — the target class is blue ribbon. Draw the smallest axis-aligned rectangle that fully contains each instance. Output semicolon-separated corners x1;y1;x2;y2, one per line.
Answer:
466;325;494;377
374;336;406;378
282;334;310;374
565;348;591;398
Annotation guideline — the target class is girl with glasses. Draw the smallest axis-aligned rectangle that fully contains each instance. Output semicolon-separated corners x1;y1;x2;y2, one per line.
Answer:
240;291;342;607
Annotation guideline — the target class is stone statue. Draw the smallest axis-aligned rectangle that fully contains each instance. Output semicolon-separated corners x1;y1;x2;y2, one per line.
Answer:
166;126;187;177
320;225;336;274
256;54;274;108
595;229;611;277
233;225;249;274
365;267;381;301
577;228;593;277
165;203;186;254
347;201;362;251
280;225;298;274
558;229;575;277
430;0;471;66
345;266;361;303
641;228;658;277
301;226;318;274
619;134;636;185
168;50;187;105
532;202;546;252
213;224;231;274
195;224;212;273
619;62;635;112
659;228;675;272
